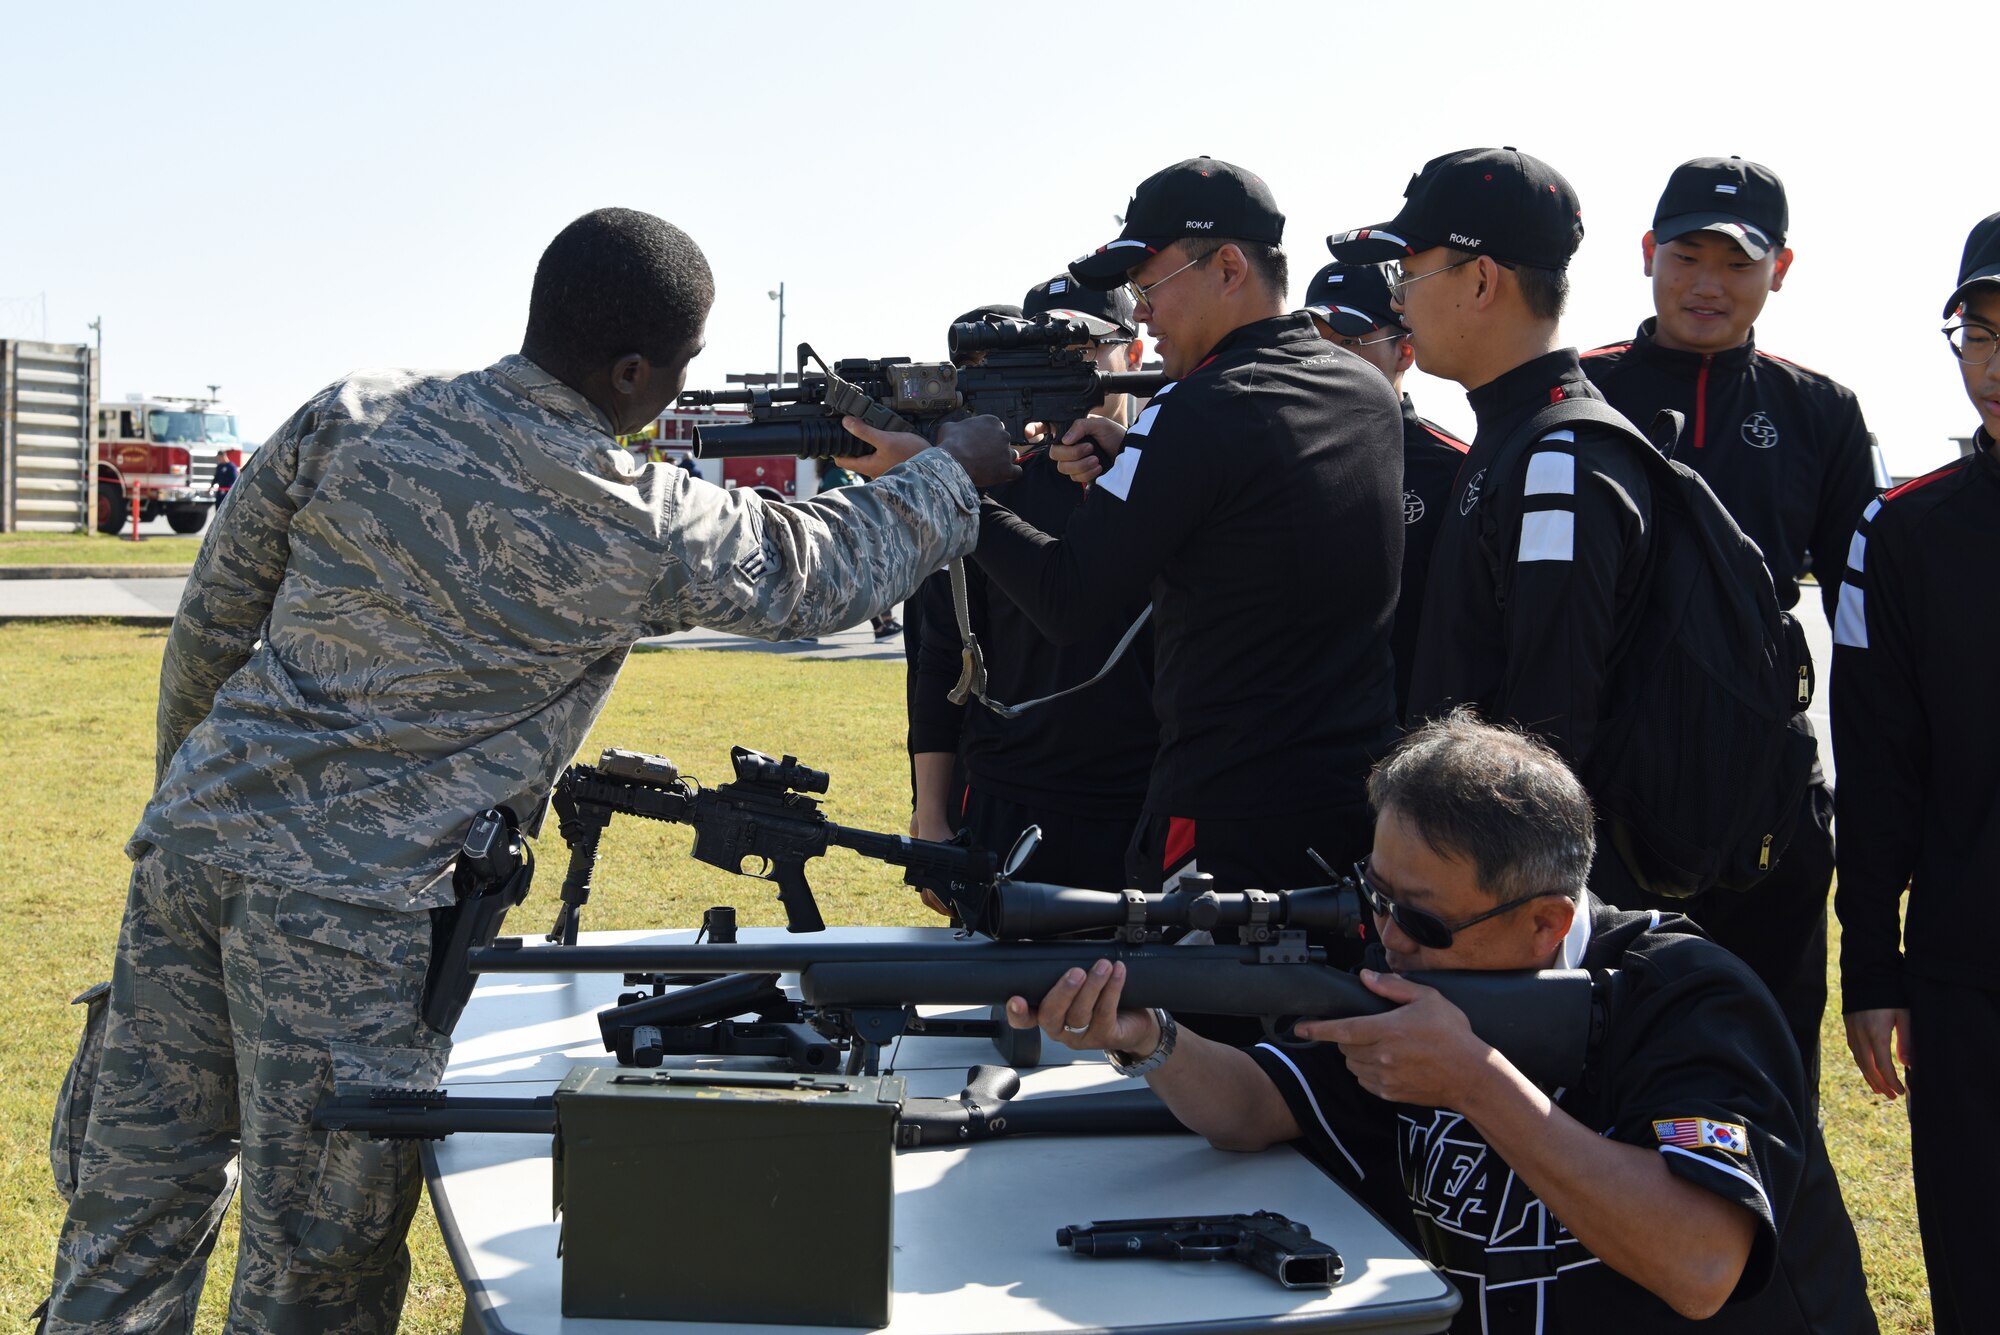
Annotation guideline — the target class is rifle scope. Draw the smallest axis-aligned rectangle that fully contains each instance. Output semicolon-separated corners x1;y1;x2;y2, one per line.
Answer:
983;881;1366;941
946;316;1094;357
730;746;829;794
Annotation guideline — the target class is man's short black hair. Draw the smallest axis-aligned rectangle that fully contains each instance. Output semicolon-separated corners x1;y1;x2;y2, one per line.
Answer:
1368;708;1595;904
1440;248;1568;321
522;208;714;382
1181;237;1289;302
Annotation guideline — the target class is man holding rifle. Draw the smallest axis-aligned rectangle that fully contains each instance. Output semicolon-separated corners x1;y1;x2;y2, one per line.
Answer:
848;158;1405;900
1013;712;1873;1334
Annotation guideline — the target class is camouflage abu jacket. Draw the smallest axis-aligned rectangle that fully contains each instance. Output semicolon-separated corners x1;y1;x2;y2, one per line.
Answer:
131;355;977;910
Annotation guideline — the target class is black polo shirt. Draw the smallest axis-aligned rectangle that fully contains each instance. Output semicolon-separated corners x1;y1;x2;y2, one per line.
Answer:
1250;900;1875;1334
972;313;1403;822
1584;320;1879;619
1405;349;1654;772
1394;395;1470;721
1833;439;2000;1008
908;451;1157;819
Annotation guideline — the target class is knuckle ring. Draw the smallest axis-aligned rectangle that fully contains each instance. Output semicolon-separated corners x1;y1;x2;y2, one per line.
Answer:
1062;1023;1090;1035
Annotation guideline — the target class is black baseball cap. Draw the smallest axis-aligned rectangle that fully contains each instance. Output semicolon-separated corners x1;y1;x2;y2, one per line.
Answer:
1301;262;1405;337
1022;274;1138;338
1944;212;2000;318
1069;157;1286;291
950;303;1024;326
1329;146;1584;270
1653;156;1788;260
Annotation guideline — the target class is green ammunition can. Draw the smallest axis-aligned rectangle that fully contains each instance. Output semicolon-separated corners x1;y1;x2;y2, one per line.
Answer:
553;1066;903;1326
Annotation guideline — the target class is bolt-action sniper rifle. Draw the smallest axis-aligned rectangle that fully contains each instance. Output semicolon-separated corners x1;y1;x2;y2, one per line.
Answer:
469;935;1604;1090
678;315;1165;460
544;746;999;942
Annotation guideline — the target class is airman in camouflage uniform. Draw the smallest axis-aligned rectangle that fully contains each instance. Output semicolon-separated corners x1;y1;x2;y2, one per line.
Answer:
42;209;1012;1333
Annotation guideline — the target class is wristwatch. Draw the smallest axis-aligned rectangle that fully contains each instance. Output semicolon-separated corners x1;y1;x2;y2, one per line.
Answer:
1107;1008;1177;1077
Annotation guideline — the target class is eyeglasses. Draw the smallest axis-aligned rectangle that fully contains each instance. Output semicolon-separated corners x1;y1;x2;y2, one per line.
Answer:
1944;322;2000;365
1385;256;1476;301
1124;251;1211;310
1337;329;1408;349
1353;860;1550;950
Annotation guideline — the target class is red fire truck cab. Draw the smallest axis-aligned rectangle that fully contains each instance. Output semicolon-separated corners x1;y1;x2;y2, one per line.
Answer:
95;395;245;534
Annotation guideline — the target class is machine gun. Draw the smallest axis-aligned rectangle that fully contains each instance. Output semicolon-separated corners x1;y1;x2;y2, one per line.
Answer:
677;315;1166;460
469;935;1603;1090
544;745;999;941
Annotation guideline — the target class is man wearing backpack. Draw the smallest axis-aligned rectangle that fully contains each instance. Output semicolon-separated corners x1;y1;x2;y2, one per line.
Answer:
1333;148;1810;910
1330;149;1653;898
1583;157;1882;1092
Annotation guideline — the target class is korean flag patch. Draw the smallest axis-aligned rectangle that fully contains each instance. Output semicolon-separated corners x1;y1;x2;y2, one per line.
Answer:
1653;1117;1749;1156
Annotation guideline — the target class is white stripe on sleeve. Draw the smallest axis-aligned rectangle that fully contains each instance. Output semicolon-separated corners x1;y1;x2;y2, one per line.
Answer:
1253;1043;1366;1180
1833;582;1868;649
1517;510;1575;563
1846;530;1866;573
1126;403;1162;438
1523;451;1576;496
1097;447;1143;501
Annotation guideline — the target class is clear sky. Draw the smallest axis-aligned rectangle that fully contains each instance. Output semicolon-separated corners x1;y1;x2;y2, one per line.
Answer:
0;1;1968;475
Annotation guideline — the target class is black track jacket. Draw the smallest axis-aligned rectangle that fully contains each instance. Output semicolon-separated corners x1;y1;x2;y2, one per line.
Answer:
972;314;1403;822
1395;395;1470;720
1832;439;2000;1009
1583;321;1878;620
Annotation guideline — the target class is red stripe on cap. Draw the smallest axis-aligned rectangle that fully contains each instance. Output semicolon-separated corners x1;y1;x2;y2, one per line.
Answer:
1549;386;1568;403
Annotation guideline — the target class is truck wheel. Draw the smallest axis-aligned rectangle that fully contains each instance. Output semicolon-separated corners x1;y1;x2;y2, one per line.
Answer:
95;482;125;534
165;509;208;535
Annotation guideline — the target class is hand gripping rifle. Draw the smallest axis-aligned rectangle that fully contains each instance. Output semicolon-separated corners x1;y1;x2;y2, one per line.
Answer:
677;316;1165;461
544;745;1000;941
469;935;1604;1090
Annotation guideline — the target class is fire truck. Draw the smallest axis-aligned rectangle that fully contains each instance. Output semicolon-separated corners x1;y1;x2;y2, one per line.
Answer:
94;393;246;533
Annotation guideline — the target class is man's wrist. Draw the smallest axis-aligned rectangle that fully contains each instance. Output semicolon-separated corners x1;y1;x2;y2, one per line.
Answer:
1108;1009;1176;1077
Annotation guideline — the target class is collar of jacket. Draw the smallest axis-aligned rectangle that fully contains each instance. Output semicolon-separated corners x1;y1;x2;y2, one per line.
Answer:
490;354;618;437
1628;317;1757;376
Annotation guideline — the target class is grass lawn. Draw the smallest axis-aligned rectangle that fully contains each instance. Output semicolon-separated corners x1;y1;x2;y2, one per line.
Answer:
0;622;1931;1331
0;533;202;567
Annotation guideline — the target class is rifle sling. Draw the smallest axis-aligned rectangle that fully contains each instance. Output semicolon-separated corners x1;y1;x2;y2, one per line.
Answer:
946;556;1152;721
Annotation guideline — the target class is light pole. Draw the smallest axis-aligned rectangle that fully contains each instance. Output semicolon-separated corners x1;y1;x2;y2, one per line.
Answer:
767;284;785;386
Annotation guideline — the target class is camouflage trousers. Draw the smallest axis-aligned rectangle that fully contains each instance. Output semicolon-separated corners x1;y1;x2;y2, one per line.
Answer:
43;846;449;1334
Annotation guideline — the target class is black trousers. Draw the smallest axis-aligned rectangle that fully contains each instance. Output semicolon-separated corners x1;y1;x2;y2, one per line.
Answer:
1905;974;1998;1335
1598;779;1834;1102
960;786;1136;894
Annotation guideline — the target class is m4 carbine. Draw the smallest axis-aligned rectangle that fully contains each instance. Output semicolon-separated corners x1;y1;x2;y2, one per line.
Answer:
678;315;1165;460
544;745;999;941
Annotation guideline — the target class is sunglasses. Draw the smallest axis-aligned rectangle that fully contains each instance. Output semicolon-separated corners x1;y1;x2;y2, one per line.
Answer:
1352;860;1550;950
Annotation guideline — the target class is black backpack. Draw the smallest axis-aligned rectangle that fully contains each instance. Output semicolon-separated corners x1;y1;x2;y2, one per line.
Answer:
1486;399;1818;897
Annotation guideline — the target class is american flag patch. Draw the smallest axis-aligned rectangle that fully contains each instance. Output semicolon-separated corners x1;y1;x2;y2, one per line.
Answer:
1714;183;1739;194
1050;278;1068;294
1654;1117;1749;1156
